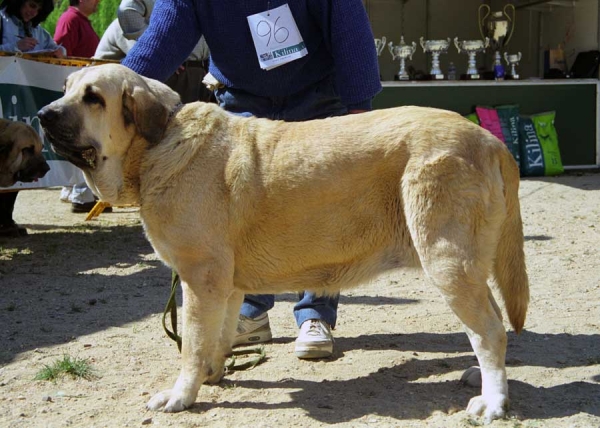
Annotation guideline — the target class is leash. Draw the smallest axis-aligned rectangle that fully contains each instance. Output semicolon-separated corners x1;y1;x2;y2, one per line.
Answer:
162;271;182;352
162;271;267;371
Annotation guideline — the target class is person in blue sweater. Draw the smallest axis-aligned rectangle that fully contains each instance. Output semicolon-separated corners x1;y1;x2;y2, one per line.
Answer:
122;0;381;359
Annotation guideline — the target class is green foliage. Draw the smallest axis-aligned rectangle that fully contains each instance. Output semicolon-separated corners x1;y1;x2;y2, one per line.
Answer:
41;0;120;39
34;354;97;381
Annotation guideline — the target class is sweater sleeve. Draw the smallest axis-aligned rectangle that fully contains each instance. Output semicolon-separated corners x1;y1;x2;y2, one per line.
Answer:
312;0;381;111
122;0;202;81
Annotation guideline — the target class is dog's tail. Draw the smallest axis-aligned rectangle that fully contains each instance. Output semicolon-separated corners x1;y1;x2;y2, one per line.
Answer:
494;148;530;334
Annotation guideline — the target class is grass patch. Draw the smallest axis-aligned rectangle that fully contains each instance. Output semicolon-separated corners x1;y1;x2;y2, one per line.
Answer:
34;355;97;381
0;247;32;260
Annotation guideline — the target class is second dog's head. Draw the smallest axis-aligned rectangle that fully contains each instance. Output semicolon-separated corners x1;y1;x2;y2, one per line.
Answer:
0;119;50;187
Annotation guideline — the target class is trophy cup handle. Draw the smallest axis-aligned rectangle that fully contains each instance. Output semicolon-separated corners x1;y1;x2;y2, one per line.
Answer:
410;41;417;60
503;3;516;46
420;36;425;51
454;37;461;54
478;4;491;40
484;37;490;49
381;36;387;48
388;41;396;59
504;51;509;65
516;52;522;62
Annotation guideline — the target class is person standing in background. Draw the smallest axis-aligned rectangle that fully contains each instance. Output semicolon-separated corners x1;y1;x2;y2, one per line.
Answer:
118;0;211;103
54;0;104;213
0;0;64;238
122;0;382;359
53;0;100;57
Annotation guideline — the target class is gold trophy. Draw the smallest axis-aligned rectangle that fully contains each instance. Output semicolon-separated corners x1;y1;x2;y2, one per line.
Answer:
479;3;516;77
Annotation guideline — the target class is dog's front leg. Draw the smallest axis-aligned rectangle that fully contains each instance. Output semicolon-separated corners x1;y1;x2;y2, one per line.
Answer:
147;268;233;412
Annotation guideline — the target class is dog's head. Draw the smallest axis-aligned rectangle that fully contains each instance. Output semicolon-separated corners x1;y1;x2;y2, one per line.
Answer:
38;64;181;203
0;119;50;187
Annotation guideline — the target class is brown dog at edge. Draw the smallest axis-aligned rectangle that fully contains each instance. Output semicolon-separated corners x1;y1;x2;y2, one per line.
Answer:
38;64;529;424
0;119;50;187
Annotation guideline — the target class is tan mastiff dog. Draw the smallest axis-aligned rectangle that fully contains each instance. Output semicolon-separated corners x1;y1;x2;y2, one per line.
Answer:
0;119;50;187
38;64;529;423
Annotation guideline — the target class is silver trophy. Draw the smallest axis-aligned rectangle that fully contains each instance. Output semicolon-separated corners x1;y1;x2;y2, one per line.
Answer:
479;4;516;70
388;36;417;81
454;37;489;80
420;37;451;80
504;52;522;80
374;36;387;56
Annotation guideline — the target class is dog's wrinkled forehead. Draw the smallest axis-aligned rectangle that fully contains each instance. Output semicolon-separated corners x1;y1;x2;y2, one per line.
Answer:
65;64;144;99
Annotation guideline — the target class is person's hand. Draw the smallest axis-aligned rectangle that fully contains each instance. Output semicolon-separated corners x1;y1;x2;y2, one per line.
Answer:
52;48;65;59
17;37;37;52
348;109;368;114
174;65;185;75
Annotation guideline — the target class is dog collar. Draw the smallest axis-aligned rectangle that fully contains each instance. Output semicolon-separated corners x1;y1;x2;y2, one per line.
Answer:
168;102;184;124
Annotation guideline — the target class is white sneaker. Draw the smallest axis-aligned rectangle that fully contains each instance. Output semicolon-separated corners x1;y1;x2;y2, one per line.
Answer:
233;313;272;347
294;319;334;359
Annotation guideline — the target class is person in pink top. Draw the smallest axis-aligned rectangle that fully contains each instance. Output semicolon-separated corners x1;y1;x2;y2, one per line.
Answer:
53;0;100;58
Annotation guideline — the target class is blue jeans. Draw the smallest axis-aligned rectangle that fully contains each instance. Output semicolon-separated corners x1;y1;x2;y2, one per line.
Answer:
215;75;345;328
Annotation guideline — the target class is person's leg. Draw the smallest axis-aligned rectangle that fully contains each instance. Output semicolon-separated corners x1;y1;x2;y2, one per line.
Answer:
293;292;339;328
70;183;111;213
0;191;25;237
240;294;275;318
293;292;339;359
233;294;274;346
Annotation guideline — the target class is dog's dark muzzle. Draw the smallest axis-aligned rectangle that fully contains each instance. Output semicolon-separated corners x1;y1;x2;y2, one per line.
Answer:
38;105;97;170
16;158;50;183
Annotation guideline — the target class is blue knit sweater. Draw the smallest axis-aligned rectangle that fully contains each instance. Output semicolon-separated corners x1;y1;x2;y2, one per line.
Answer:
122;0;381;110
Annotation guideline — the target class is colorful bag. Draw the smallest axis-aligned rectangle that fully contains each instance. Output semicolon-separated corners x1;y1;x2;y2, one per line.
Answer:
495;104;521;166
464;113;480;125
476;106;505;143
518;112;564;176
530;111;564;176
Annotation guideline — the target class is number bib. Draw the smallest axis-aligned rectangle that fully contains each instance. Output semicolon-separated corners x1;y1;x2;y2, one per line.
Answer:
247;4;308;71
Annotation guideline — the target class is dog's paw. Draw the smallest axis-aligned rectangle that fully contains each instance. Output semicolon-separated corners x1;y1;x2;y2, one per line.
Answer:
146;389;192;413
466;393;509;424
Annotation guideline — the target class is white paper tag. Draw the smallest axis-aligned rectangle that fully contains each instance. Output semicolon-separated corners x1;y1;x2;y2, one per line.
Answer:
247;4;308;71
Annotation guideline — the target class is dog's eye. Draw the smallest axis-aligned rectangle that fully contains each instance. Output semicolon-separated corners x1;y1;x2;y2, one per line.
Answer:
22;146;34;155
83;92;105;107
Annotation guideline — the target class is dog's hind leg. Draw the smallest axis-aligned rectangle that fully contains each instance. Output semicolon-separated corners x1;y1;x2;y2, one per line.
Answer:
402;160;509;423
147;260;234;412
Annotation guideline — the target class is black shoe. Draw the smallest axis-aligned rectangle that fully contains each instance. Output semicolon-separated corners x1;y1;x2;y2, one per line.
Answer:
71;201;113;213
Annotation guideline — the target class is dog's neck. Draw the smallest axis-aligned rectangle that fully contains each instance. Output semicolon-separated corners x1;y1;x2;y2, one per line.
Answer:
117;134;150;205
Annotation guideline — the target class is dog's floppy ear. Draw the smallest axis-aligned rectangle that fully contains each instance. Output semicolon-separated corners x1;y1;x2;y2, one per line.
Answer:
122;82;171;145
0;139;11;159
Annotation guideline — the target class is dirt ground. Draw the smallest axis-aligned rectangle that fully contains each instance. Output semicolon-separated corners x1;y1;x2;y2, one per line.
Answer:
1;172;599;428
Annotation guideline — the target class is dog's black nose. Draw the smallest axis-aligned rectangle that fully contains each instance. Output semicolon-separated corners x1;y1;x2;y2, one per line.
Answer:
37;106;56;126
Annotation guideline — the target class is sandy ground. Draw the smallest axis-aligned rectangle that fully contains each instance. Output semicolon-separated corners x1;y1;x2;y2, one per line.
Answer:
1;172;599;428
